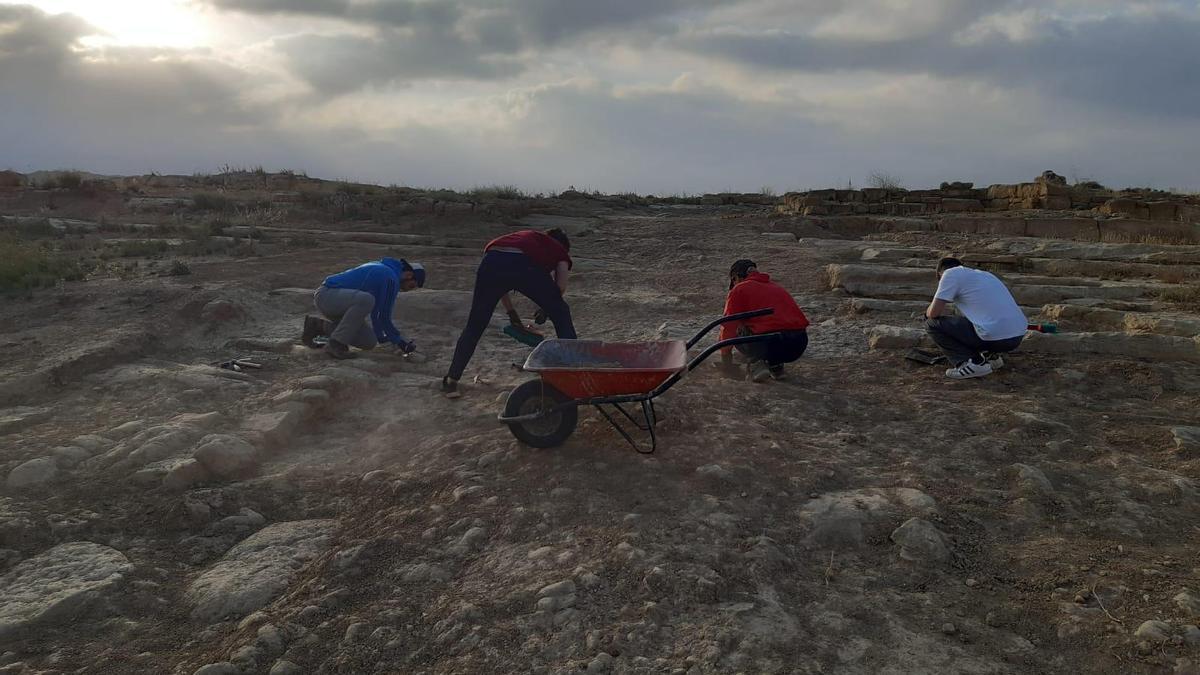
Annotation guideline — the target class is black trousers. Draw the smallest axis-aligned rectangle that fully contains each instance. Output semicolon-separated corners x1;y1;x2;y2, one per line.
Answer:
447;251;576;380
734;327;808;366
925;316;1022;366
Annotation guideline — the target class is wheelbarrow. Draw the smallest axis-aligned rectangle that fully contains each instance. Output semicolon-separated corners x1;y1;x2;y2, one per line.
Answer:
497;309;777;453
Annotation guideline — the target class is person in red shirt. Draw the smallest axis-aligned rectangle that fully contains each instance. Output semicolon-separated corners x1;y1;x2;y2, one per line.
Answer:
443;228;576;398
719;259;810;382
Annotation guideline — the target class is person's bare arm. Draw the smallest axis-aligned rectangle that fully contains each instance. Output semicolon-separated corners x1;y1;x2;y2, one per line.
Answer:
500;293;515;312
925;298;948;319
554;261;570;295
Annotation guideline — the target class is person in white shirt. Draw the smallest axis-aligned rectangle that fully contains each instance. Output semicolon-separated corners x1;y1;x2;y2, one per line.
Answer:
924;258;1027;380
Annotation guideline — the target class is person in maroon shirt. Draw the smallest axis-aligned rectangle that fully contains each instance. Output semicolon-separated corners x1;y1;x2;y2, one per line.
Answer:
443;228;576;398
719;259;810;382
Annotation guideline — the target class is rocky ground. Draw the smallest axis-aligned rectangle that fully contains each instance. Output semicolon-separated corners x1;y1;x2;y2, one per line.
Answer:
1;175;1199;674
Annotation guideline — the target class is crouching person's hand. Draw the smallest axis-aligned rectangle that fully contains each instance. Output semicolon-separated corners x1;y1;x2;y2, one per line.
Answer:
394;340;417;355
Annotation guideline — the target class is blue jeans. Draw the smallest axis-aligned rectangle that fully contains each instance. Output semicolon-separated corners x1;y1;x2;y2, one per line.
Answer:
447;251;576;380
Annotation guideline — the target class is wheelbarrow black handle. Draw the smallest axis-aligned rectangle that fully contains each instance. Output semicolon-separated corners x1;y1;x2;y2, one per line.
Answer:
685;308;775;349
683;333;781;374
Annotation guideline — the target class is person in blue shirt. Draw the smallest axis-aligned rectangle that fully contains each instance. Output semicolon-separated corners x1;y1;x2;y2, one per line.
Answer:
301;257;425;359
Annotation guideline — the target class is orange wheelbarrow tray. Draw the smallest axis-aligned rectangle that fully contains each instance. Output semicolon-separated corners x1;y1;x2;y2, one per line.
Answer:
497;308;777;453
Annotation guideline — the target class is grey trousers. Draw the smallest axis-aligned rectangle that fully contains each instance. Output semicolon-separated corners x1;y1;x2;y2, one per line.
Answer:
314;286;377;349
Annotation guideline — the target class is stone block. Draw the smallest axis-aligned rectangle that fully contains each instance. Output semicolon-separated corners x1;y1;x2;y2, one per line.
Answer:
1042;196;1072;210
987;184;1017;199
1147;201;1179;222
941;198;983;213
1098;219;1198;244
1025;218;1100;241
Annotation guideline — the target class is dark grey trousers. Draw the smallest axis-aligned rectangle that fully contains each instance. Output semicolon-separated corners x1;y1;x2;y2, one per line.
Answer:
314;286;378;349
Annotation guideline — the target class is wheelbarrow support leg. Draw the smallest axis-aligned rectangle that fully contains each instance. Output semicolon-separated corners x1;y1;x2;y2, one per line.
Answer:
594;401;658;454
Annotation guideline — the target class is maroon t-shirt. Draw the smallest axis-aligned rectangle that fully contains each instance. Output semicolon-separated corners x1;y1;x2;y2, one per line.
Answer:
485;230;573;272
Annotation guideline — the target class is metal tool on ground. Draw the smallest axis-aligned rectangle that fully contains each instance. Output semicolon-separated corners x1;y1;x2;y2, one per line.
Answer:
503;323;545;347
217;358;263;372
904;348;948;365
1027;322;1058;333
497;309;777;454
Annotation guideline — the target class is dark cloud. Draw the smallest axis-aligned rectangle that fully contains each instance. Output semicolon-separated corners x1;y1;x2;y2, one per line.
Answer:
207;0;461;29
679;7;1200;119
2;2;1198;191
203;0;737;93
0;5;313;174
273;29;524;94
0;3;93;61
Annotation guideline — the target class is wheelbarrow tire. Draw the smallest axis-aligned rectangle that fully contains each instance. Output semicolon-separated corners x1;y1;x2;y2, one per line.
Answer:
504;380;578;448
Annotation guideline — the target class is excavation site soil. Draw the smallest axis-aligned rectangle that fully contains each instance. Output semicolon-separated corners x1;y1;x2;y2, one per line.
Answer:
1;173;1199;674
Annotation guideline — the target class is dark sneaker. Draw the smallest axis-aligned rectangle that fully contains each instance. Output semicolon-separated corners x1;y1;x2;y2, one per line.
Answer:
301;315;328;348
325;339;354;360
769;364;787;380
747;359;771;383
442;376;462;399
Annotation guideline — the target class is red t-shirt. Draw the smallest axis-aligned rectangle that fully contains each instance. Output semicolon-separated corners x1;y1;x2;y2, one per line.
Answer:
485;230;573;272
719;271;810;343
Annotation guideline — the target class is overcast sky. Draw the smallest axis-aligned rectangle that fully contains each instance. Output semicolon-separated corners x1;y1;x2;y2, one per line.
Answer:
2;0;1198;193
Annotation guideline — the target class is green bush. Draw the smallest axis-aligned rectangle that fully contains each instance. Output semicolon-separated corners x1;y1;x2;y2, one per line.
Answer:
57;172;84;189
469;184;527;200
192;192;235;212
0;237;90;290
15;218;59;239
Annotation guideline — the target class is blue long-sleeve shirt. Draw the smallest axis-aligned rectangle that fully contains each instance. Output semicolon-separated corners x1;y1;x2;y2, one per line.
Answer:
322;258;408;345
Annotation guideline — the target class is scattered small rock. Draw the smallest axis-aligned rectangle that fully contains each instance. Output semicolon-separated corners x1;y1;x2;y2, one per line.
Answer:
695;464;733;481
1175;590;1200;618
201;299;245;323
5;457;59;489
51;446;91;469
890;518;952;564
193;434;259;479
344;622;368;643
269;660;303;675
1182;625;1200;648
193;661;240;675
1135;619;1172;642
941;622;957;635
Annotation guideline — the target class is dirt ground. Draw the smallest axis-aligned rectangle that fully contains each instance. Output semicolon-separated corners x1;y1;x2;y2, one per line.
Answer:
1;177;1199;675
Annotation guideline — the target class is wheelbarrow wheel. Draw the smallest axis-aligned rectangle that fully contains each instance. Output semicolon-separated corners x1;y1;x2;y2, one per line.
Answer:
504;380;578;448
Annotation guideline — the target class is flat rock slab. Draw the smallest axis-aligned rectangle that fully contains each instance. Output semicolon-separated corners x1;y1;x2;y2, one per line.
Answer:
0;407;52;435
394;289;477;326
798;487;937;549
0;542;132;639
1172;427;1200;456
188;519;337;622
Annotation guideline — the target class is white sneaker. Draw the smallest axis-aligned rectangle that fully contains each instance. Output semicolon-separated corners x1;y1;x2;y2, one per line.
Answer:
946;360;993;379
983;352;1004;370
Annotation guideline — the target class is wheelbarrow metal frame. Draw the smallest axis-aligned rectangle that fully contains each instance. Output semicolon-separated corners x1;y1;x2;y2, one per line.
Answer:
498;308;779;453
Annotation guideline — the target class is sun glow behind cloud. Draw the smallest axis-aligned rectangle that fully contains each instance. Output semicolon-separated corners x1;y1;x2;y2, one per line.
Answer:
21;0;210;48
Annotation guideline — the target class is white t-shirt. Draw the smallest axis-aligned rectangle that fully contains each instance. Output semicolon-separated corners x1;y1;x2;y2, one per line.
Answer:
934;267;1027;340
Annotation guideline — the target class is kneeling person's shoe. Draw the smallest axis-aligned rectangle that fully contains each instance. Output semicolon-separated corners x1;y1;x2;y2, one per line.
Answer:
325;339;354;360
301;315;323;348
945;359;992;380
442;376;462;399
982;351;1004;370
769;364;787;381
747;359;771;383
